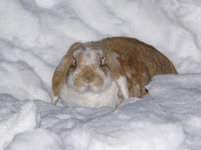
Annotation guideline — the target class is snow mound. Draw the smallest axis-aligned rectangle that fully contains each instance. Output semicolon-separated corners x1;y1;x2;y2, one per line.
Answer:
5;128;63;150
0;98;39;149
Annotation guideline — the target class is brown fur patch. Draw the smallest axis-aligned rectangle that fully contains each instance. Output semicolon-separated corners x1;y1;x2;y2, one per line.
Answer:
102;37;177;97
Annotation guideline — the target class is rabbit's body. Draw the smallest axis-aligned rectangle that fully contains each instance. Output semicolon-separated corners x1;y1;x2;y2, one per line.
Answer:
52;37;177;108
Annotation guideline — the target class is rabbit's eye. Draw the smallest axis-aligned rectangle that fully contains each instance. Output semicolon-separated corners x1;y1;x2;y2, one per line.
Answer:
71;57;76;66
100;57;106;66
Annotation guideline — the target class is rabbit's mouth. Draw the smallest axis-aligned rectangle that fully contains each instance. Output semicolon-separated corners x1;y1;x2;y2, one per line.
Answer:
74;83;104;93
83;84;100;92
86;84;93;90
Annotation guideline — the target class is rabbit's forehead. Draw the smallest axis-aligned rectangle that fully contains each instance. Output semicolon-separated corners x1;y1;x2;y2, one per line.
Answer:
74;47;103;62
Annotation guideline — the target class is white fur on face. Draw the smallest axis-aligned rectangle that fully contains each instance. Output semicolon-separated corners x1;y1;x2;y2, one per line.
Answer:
83;48;103;65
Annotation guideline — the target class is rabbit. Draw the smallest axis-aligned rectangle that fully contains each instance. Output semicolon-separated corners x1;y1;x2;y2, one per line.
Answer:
52;37;177;108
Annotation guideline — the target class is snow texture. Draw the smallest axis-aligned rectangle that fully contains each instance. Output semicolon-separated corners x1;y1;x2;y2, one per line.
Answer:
0;0;201;149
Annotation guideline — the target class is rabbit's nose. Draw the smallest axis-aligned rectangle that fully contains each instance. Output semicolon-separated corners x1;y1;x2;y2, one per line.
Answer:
83;71;95;84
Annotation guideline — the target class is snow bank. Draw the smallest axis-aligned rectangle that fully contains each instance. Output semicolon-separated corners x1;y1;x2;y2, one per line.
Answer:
0;0;201;149
5;128;63;150
2;74;201;149
0;98;39;149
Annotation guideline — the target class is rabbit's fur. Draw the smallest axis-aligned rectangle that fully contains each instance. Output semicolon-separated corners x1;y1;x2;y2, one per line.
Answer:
52;37;177;108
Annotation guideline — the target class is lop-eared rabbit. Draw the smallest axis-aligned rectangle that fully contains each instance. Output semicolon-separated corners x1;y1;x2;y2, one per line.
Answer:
52;37;177;108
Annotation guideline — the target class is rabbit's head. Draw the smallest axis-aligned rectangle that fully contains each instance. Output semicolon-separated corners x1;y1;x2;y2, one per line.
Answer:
52;41;129;104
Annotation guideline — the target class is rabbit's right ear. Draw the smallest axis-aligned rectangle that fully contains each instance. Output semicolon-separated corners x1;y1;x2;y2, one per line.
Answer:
103;48;129;100
52;42;81;104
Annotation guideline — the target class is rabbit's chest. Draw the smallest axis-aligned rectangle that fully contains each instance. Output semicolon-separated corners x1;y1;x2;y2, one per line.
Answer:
60;81;120;108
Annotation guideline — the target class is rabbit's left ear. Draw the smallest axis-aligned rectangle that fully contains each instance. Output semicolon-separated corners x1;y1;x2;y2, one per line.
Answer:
52;54;72;104
52;42;82;104
104;50;129;100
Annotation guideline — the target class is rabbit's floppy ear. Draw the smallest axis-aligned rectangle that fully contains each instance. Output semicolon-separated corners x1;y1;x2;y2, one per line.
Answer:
52;42;82;104
104;49;129;100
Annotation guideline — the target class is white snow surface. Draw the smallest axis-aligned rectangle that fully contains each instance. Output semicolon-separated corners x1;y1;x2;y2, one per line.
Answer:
0;0;201;149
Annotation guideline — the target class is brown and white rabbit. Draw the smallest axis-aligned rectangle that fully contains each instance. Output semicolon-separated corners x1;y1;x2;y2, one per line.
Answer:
52;37;177;108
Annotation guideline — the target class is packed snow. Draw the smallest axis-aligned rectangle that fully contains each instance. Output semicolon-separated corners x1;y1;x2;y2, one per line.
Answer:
0;0;201;149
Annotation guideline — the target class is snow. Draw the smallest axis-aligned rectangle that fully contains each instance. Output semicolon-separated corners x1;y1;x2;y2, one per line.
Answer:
0;99;39;148
5;128;63;150
0;0;201;149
